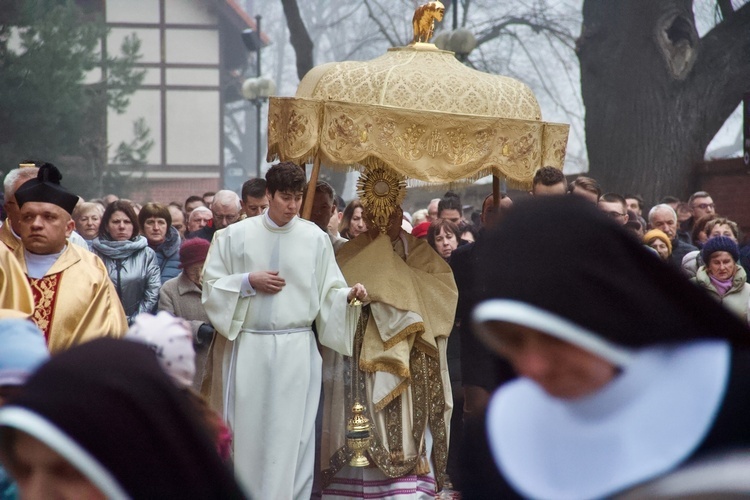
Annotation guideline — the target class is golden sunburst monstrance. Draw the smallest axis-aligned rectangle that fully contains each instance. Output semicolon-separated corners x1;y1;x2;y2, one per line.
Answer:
356;166;407;233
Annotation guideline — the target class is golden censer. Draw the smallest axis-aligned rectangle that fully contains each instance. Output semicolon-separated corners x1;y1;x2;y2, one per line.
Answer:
346;402;372;467
346;297;371;467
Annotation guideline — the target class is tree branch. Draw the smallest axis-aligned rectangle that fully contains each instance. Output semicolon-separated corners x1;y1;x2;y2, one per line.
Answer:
280;0;314;80
462;0;471;28
692;1;750;141
474;16;575;50
717;0;735;19
363;0;401;47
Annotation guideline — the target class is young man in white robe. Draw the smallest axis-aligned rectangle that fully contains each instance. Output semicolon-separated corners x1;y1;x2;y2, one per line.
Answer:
202;162;367;499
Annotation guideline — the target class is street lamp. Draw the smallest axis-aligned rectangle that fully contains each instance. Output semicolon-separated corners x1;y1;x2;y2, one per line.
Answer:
433;1;477;62
433;28;477;62
242;76;276;179
241;15;275;179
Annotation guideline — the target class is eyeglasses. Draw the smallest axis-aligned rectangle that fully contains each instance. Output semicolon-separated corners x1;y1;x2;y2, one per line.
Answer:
606;211;626;219
213;214;240;222
692;203;715;211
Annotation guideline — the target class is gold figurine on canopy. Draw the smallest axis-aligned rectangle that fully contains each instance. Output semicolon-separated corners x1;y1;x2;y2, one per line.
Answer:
411;1;445;43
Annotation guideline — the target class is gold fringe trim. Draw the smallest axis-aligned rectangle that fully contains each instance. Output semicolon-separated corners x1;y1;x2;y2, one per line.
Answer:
414;338;439;358
359;358;411;378
383;322;424;351
373;378;411;412
266;146;541;191
266;148;540;191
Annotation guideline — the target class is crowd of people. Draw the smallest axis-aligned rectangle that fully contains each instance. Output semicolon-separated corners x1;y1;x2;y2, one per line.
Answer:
1;159;750;499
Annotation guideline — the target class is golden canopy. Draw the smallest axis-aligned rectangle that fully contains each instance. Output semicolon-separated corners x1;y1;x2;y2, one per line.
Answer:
267;43;569;189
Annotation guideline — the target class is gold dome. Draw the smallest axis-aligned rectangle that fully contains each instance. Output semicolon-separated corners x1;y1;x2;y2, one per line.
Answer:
296;44;542;121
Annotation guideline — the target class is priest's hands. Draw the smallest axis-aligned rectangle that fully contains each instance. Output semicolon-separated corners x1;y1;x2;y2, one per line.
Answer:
249;271;286;294
347;283;368;303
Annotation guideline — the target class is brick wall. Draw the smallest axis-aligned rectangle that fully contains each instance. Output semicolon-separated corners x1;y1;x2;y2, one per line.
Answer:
126;178;221;206
694;158;750;245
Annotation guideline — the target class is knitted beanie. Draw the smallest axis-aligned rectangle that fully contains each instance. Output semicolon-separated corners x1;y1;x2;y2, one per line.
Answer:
701;236;739;264
643;229;672;255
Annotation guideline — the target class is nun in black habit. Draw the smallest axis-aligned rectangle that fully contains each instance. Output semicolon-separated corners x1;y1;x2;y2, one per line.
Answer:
0;338;246;499
469;196;750;500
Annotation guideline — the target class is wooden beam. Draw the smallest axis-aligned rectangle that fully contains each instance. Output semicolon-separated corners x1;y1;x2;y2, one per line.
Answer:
301;157;321;219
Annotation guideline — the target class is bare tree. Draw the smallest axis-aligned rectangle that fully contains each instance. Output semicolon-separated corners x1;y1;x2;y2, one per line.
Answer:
280;0;314;80
578;0;750;202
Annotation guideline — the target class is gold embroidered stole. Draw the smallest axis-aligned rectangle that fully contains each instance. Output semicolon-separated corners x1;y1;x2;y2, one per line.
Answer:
28;274;62;341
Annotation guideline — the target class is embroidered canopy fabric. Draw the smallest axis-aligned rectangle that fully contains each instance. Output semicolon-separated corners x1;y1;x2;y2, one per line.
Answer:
268;44;570;187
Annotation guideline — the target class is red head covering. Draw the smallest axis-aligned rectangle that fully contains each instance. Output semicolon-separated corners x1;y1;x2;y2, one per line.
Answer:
411;221;431;239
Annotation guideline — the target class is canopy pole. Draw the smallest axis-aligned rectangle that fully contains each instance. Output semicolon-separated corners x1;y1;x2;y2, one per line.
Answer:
493;175;500;207
301;157;321;220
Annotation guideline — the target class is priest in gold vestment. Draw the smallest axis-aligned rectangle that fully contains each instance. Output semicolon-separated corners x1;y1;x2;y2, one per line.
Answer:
0;242;34;318
321;200;458;498
13;163;128;353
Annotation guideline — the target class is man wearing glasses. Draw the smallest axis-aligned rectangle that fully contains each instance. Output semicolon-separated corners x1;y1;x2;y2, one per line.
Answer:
598;192;629;226
681;190;716;234
187;190;241;241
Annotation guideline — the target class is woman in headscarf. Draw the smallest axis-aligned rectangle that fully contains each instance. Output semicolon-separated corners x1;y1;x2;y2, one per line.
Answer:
467;196;750;500
0;338;245;499
690;236;750;324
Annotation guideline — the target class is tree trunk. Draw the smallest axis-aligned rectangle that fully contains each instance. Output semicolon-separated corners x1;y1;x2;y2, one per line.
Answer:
280;0;314;80
577;0;750;204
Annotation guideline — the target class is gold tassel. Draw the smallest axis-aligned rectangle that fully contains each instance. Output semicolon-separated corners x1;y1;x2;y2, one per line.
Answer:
415;452;431;475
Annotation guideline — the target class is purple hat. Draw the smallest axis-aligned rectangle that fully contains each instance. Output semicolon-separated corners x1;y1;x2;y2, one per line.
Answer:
179;238;210;269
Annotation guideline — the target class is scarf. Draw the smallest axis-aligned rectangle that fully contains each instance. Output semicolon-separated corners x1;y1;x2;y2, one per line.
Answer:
709;273;733;297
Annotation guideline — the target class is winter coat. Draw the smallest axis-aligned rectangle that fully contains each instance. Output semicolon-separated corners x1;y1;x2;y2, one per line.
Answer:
681;250;702;279
670;238;698;268
691;265;750;324
153;226;181;284
158;272;213;392
91;235;161;324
